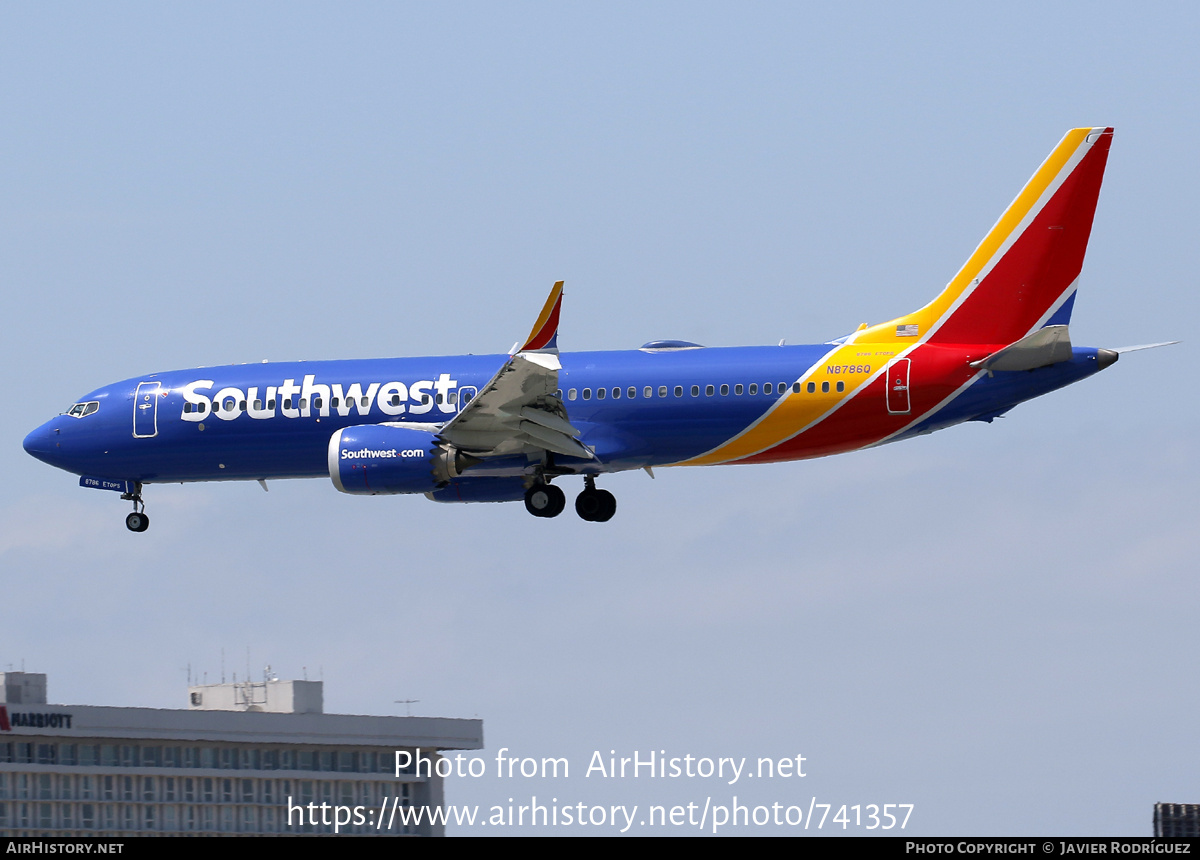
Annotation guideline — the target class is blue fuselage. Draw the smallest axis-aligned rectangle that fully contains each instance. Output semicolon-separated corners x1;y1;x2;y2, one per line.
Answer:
23;344;1108;487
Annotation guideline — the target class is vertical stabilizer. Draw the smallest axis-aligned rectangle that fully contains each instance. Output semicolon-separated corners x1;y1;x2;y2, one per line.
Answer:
854;127;1113;347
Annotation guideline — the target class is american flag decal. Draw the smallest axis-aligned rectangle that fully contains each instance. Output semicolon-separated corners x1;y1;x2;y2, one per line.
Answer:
896;324;919;337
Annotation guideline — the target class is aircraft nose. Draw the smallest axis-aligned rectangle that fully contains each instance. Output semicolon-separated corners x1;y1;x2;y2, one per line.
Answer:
23;421;61;464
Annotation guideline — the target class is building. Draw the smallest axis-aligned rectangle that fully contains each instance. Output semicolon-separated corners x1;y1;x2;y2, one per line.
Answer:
1154;803;1200;837
0;671;483;836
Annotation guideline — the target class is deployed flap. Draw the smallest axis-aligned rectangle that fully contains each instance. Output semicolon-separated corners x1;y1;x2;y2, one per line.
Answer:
969;325;1073;372
438;282;593;460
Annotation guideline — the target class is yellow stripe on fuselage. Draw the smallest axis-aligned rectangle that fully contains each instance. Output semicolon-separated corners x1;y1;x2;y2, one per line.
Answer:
677;342;896;466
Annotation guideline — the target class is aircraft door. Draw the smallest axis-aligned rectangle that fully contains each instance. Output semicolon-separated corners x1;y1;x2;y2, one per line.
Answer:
457;386;478;412
133;382;161;438
886;358;911;415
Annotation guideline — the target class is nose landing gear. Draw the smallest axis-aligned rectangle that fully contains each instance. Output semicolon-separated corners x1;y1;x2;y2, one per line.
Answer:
121;484;149;532
575;475;616;523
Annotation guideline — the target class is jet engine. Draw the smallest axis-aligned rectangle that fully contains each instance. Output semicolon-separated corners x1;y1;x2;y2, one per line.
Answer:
328;424;477;495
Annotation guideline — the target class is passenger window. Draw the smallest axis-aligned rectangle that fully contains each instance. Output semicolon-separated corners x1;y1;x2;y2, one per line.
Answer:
390;395;400;406
240;400;248;411
449;392;458;404
779;382;787;392
283;399;292;410
583;389;591;400
266;400;274;410
568;389;577;401
628;387;636;399
184;403;192;414
597;388;606;400
659;386;668;398
314;398;323;409
674;386;683;397
331;397;339;408
436;394;443;404
749;383;758;395
611;388;619;399
764;383;773;395
807;382;816;393
254;400;263;410
645;386;653;398
298;399;307;410
705;385;714;396
734;384;743;395
837;381;845;392
199;402;207;413
822;381;829;393
419;396;428;405
792;382;801;393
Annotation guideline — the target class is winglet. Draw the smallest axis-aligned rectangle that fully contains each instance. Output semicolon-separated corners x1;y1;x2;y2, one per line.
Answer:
519;281;564;353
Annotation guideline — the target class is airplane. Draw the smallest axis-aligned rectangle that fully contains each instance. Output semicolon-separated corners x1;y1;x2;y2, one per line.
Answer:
23;126;1168;531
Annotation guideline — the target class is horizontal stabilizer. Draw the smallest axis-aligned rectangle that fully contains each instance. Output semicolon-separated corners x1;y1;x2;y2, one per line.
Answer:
1114;341;1179;354
969;325;1073;373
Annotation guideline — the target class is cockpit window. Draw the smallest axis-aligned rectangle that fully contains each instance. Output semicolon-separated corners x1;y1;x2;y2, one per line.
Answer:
63;401;100;418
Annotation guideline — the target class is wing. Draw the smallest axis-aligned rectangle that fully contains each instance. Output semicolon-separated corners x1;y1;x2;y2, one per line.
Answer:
438;281;593;461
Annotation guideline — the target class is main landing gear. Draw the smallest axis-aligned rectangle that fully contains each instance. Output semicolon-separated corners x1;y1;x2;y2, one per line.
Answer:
524;483;566;518
524;476;616;522
121;484;149;533
575;475;616;522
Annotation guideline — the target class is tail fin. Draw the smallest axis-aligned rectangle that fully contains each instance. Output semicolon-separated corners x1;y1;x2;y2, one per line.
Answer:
854;127;1113;347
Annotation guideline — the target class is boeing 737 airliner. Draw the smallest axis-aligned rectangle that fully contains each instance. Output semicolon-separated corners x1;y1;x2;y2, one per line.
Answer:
24;127;1164;531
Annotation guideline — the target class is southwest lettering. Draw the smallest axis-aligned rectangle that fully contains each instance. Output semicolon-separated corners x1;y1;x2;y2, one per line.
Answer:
179;376;458;422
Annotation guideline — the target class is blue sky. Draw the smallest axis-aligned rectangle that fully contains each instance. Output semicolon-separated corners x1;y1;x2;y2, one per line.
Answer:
1;2;1196;835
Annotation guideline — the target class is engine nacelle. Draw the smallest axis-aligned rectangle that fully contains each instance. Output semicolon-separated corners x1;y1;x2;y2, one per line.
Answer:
328;424;475;495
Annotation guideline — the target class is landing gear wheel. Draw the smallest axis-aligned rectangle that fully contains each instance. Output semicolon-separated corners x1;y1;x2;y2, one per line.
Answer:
593;489;616;522
575;488;616;522
121;482;148;532
524;483;566;518
575;488;600;521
